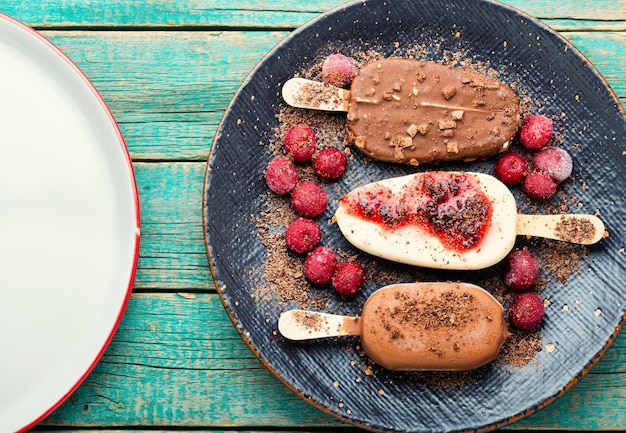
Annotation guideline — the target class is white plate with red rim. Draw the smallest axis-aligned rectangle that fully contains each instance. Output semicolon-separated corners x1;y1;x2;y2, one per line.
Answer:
0;13;140;432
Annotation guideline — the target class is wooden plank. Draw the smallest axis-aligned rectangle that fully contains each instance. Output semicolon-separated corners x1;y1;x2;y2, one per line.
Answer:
565;32;626;99
1;0;340;29
36;31;625;162
133;162;214;291
2;0;624;30
42;293;344;429
42;31;288;162
38;292;626;429
512;372;626;430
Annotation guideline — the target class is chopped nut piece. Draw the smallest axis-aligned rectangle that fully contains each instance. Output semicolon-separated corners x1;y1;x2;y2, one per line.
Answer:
470;78;486;88
441;129;455;138
416;70;426;82
389;136;413;148
416;124;429;135
411;87;419;96
446;141;459;153
354;135;366;148
407;124;419;137
389;136;413;159
391;94;401;101
451;110;465;120
442;85;456;100
438;120;457;130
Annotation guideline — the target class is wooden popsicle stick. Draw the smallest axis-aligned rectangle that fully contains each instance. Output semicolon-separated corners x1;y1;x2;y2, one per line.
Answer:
282;77;498;114
281;78;349;112
278;309;361;340
516;213;605;245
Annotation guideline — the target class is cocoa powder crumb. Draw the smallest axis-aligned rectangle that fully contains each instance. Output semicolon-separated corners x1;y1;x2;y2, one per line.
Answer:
539;241;587;285
554;215;596;244
292;310;327;333
479;278;544;368
498;329;543;368
291;81;344;109
386;290;476;334
255;194;331;310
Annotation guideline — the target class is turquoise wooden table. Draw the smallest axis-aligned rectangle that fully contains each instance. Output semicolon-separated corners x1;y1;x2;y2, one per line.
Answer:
4;0;623;431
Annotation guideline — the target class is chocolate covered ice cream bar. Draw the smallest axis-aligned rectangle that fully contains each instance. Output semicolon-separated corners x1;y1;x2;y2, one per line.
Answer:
282;58;521;165
279;282;510;371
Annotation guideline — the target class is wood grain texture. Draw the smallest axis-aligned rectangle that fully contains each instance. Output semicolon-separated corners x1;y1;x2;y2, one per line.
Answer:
133;162;213;290
42;293;344;429
39;293;626;430
34;31;625;162
2;0;625;29
42;31;288;161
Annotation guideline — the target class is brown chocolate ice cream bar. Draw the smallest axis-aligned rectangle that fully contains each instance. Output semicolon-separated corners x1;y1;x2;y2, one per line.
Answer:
278;282;510;371
346;58;520;165
360;282;509;371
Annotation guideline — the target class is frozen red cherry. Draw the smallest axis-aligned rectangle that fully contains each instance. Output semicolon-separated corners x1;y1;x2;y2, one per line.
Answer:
313;147;347;181
523;171;557;200
265;156;298;195
332;261;366;297
322;54;357;88
285;218;322;254
304;246;337;285
284;124;317;163
494;152;528;186
508;292;545;330
519;115;553;150
290;181;328;218
504;249;540;292
532;147;573;183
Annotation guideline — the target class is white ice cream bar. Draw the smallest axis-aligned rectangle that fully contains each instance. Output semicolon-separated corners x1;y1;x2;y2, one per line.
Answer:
334;171;604;270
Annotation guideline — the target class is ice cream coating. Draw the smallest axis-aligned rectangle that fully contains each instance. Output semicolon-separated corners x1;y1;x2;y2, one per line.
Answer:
360;282;509;371
346;58;520;165
334;171;518;270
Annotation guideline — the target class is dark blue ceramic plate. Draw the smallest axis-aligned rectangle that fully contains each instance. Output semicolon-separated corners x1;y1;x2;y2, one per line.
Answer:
204;1;626;432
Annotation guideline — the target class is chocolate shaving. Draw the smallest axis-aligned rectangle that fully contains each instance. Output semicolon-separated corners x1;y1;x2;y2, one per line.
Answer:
292;81;344;110
554;215;596;244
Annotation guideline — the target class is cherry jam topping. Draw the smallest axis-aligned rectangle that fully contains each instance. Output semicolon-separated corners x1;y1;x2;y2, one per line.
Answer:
342;173;493;252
